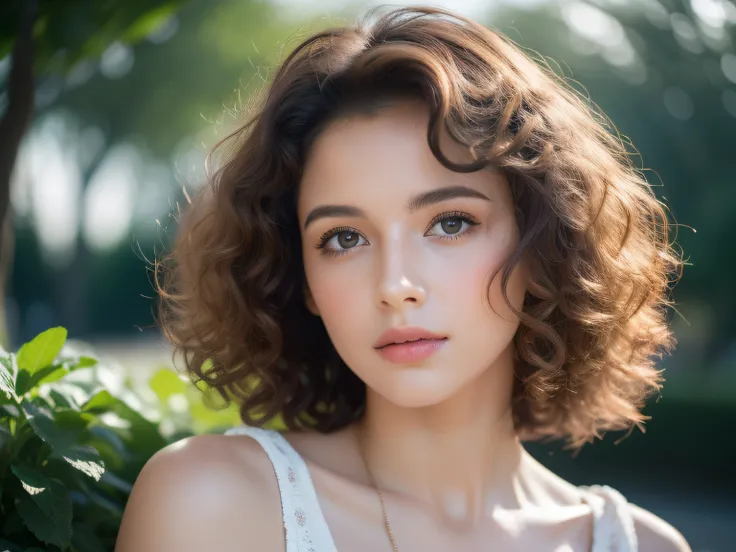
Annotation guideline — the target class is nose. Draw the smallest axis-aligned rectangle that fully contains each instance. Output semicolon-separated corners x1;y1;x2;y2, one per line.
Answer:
377;245;427;310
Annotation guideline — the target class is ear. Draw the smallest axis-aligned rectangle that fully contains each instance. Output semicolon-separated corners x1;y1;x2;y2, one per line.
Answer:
304;285;320;316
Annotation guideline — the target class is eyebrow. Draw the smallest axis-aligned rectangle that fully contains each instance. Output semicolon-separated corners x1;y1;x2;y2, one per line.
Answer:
303;185;491;230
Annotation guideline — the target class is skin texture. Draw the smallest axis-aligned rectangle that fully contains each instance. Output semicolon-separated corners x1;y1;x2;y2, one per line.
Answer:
115;101;690;551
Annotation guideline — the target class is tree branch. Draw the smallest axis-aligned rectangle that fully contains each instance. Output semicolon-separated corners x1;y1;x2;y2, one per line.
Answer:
0;0;39;227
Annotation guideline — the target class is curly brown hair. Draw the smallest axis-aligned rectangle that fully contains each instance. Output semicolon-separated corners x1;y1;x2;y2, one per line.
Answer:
156;6;683;447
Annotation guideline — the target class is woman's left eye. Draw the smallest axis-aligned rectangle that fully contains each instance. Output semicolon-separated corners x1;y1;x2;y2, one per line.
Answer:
426;213;480;239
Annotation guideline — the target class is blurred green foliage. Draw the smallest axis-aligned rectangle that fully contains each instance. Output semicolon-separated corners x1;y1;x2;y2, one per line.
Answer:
0;327;257;551
0;0;187;74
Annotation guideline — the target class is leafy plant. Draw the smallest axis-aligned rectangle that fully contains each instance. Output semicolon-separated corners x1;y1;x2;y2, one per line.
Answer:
0;326;285;551
0;327;167;552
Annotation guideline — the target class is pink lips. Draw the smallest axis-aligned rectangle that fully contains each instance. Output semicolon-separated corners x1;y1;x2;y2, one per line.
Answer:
373;327;448;364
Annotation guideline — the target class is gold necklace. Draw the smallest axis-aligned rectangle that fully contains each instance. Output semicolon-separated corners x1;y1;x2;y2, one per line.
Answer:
357;429;400;552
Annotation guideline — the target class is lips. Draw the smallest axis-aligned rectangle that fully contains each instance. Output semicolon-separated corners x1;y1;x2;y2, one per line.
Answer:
373;326;448;349
373;327;448;364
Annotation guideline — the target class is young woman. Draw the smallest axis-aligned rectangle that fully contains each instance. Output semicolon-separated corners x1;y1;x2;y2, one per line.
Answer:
116;6;689;551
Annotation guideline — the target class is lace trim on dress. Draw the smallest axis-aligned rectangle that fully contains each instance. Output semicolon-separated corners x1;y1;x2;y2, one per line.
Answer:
224;425;338;552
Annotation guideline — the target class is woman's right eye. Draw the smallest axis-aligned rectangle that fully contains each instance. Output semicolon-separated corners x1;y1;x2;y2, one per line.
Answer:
316;228;368;256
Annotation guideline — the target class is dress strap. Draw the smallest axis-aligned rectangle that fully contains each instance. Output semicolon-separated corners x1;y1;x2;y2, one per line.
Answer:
224;425;338;552
580;485;638;552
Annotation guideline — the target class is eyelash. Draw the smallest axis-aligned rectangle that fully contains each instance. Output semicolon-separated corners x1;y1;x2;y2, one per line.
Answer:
314;210;481;257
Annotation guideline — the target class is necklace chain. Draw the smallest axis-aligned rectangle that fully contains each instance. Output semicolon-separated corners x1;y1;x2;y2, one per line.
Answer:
357;429;401;552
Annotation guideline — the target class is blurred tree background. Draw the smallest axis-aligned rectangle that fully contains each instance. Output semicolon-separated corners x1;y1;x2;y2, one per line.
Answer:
1;0;734;549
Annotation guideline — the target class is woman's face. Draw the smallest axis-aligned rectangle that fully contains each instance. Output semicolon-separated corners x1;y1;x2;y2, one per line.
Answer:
298;100;528;408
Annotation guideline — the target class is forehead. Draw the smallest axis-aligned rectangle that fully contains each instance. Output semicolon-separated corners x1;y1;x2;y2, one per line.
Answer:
297;100;505;216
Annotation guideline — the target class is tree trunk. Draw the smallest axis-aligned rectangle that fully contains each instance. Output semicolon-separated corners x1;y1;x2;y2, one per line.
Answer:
58;147;109;339
0;0;38;347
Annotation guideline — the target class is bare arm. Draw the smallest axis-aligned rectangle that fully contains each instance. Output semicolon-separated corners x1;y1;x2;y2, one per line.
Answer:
115;433;284;552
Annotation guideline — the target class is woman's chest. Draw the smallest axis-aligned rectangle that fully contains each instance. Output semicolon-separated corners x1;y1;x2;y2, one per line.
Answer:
315;480;596;552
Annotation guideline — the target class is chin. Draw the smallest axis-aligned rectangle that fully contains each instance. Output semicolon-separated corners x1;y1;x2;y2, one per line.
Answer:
375;369;465;408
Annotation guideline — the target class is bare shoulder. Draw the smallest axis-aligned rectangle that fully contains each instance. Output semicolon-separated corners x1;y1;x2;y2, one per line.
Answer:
629;503;691;552
115;432;283;552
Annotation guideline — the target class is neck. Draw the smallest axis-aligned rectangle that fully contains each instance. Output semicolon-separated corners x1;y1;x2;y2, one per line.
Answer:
355;344;529;528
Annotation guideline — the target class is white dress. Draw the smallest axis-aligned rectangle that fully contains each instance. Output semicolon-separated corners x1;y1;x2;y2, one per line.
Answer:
224;425;638;552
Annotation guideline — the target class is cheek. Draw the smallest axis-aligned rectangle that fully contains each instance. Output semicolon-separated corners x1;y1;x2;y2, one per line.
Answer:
462;236;525;319
308;269;373;371
305;261;369;332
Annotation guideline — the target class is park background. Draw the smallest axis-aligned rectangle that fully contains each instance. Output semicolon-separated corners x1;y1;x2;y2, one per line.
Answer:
1;0;734;550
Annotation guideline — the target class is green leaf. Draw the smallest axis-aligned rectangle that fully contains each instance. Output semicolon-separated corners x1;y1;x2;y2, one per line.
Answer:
10;465;73;548
77;355;99;368
1;403;20;418
89;424;127;453
55;444;105;481
23;363;63;389
13;370;31;398
82;391;152;428
10;465;63;518
11;464;48;497
32;354;100;390
82;391;166;455
88;425;128;465
16;487;72;548
55;408;93;429
149;368;187;402
40;381;92;411
20;400;84;451
81;390;119;414
0;353;18;402
46;386;82;410
17;327;68;376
